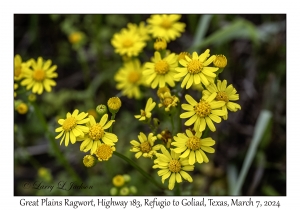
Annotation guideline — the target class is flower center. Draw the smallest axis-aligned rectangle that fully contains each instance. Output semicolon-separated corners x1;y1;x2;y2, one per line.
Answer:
187;60;203;74
122;39;133;48
140;141;151;153
194;100;211;117
155;60;169;74
186;136;201;151
89;124;104;140
128;71;141;83
95;144;113;161
168;159;181;173
33;69;45;82
161;19;172;29
62;117;77;131
14;66;22;77
216;91;229;103
163;97;173;107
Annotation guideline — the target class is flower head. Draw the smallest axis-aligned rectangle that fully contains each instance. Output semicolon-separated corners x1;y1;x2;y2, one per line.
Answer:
157;129;173;148
20;57;58;95
154;37;167;51
16;102;28;115
180;94;226;133
114;59;146;99
112;175;125;187
157;86;170;99
158;92;179;112
213;55;227;68
130;132;161;159
134;97;156;121
147;14;186;42
111;28;146;57
14;83;18;98
177;52;191;62
68;31;84;44
144;51;178;89
172;129;215;165
153;146;194;190
55;109;90;146
95;144;116;161
107;97;122;114
83;155;97;167
79;114;118;154
175;50;218;89
202;80;241;120
14;54;32;81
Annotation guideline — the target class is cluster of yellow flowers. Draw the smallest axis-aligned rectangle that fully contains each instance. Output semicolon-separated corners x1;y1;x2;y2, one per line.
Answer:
55;97;121;164
14;54;58;115
110;174;137;196
110;14;242;190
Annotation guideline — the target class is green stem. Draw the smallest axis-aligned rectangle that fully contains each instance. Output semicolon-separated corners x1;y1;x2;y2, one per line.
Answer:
109;113;116;133
31;102;82;183
170;114;175;134
114;151;166;191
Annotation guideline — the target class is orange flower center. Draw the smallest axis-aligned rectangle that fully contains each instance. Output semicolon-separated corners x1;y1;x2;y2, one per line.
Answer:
33;69;45;82
62;117;77;131
186;136;201;151
155;60;169;74
168;159;181;173
122;39;133;48
140;141;151;153
194;100;211;117
89;124;104;140
128;71;141;83
187;60;203;74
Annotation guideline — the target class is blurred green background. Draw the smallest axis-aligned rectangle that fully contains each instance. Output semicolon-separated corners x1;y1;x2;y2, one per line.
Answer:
14;14;286;196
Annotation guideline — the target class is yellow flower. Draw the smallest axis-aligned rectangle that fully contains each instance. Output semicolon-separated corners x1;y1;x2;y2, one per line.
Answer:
158;92;179;112
111;28;146;57
180;94;226;133
95;144;116;161
134;98;156;121
112;175;125;187
16;102;28;114
68;31;84;44
172;129;215;165
83;155;96;167
175;50;218;89
157;86;170;99
157;129;173;148
202;80;241;120
127;21;150;42
14;54;32;81
130;132;161;159
55;109;90;146
28;94;36;102
213;55;227;68
154;38;167;51
153;146;194;190
79;114;118;154
20;57;58;95
114;59;145;99
107;97;122;114
144;51;178;89
147;14;186;42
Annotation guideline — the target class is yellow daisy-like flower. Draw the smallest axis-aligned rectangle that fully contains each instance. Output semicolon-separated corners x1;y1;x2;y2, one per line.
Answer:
79;114;118;154
95;144;116;161
147;14;186;42
202;80;241;120
175;50;218;89
114;59;145;99
144;51;178;89
134;97;156;121
14;54;32;81
20;57;58;95
111;28;146;57
127;21;150;42
172;129;215;165
130;132;161;159
55;109;90;146
112;175;125;187
180;94;226;133
158;92;179;112
153;146;194;190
